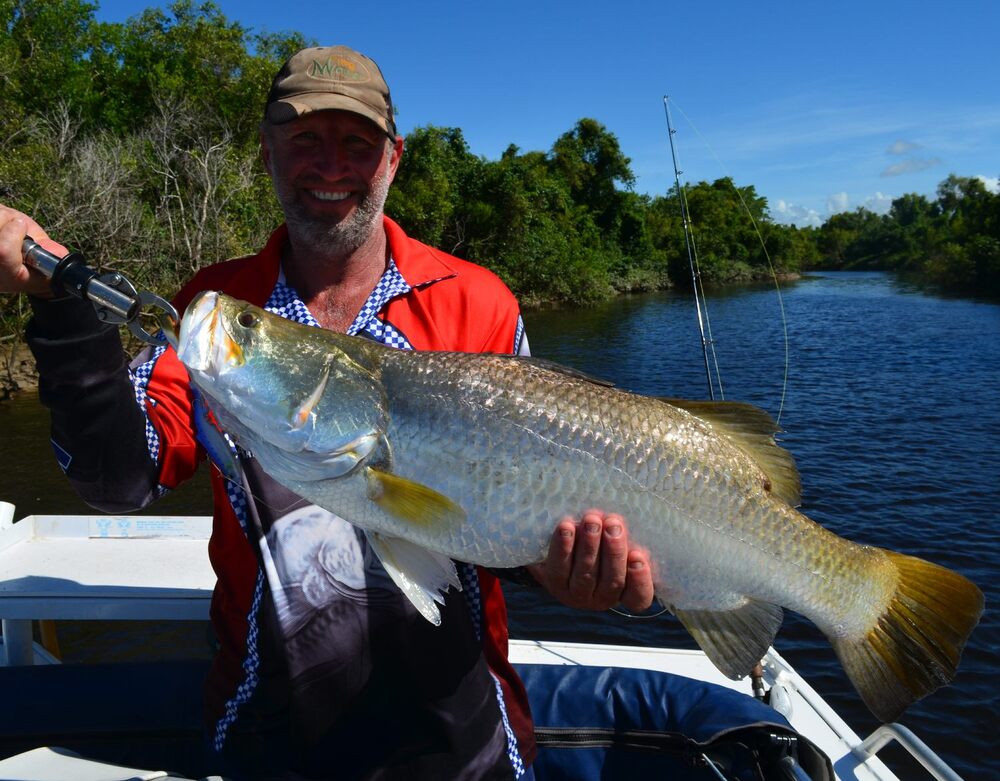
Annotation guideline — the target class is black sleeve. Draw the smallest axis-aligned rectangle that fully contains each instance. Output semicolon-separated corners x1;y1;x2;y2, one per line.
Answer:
26;296;163;512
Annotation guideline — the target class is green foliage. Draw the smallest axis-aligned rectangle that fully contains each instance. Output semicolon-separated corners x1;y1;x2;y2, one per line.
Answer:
2;0;994;356
1;0;101;130
645;178;806;287
388;123;666;305
385;126;479;252
812;176;1000;295
0;0;304;345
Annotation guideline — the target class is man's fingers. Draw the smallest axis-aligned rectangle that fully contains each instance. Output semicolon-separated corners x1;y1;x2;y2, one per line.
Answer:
619;548;656;613
525;517;575;593
531;510;658;613
0;206;64;296
547;518;576;582
592;513;628;609
0;213;32;293
568;510;603;602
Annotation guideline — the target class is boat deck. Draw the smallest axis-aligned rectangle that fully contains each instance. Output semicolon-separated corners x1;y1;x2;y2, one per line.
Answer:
1;506;958;780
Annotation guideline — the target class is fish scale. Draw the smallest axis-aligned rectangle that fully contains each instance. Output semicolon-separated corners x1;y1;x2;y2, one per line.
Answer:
362;350;876;620
176;291;983;724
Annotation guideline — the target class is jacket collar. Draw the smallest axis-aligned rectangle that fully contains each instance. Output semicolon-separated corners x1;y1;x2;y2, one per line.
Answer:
383;216;459;289
259;216;459;298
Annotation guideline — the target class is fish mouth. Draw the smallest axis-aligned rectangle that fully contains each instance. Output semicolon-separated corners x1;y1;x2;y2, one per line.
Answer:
177;291;243;374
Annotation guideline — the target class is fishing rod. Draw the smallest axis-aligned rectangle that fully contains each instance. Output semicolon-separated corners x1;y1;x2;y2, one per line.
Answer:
663;99;791;425
20;237;177;347
662;96;724;401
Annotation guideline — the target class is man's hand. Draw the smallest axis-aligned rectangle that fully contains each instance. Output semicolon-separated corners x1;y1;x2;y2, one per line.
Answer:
527;509;655;613
0;205;67;297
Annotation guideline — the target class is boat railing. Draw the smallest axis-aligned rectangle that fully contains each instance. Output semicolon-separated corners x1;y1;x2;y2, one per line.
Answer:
764;656;964;781
855;724;963;781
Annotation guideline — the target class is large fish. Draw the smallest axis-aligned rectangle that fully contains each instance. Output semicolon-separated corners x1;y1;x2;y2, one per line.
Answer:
175;290;983;723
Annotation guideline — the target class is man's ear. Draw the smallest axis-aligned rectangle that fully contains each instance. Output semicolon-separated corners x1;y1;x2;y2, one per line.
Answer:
259;128;273;176
386;135;404;186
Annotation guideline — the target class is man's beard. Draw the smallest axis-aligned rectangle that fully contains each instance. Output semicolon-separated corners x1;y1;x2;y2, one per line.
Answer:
276;167;391;256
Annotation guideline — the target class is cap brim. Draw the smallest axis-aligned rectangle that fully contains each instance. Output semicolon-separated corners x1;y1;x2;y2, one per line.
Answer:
266;93;392;135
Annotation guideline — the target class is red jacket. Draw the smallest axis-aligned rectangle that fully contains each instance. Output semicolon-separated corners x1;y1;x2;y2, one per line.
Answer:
137;217;534;777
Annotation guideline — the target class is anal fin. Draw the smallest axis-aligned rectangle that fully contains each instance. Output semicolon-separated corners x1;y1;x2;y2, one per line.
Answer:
675;599;784;679
365;531;462;626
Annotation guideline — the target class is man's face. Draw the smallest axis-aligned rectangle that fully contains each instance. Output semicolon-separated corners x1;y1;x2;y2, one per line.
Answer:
261;110;402;254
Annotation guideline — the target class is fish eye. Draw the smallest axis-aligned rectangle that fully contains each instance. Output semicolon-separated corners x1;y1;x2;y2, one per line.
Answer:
237;310;259;329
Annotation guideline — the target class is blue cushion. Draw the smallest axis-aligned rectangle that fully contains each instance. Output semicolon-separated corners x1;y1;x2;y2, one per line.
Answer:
515;663;833;781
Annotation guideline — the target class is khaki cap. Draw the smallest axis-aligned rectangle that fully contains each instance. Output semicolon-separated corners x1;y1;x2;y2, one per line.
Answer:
265;45;396;137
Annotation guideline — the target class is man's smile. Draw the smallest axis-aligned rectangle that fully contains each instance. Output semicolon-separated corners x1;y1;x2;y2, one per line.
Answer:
310;190;352;202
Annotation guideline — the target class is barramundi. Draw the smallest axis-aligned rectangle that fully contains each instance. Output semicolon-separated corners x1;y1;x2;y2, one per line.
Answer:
175;290;983;723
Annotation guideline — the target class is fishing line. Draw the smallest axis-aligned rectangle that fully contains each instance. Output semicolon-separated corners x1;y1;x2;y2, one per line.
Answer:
664;100;791;425
207;456;311;520
610;599;672;620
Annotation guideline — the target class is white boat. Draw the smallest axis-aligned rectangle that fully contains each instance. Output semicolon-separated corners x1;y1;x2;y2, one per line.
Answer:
0;502;964;781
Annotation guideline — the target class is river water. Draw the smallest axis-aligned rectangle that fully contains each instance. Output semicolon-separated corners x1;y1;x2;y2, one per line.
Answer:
1;271;997;778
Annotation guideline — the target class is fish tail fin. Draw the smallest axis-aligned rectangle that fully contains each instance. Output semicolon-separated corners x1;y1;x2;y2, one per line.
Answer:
831;550;983;722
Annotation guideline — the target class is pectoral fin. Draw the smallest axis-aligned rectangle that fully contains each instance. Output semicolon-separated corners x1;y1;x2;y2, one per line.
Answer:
674;599;784;679
365;467;467;531
365;531;462;625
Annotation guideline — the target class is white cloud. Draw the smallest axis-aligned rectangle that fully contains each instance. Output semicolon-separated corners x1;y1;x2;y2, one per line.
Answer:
862;192;894;214
826;192;849;214
977;175;1000;193
773;199;822;227
881;158;942;177
888;140;922;155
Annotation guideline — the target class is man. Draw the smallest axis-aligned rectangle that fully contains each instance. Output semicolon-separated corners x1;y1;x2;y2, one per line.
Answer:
0;46;653;779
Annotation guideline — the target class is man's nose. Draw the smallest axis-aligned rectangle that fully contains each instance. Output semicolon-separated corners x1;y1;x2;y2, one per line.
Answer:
312;144;353;177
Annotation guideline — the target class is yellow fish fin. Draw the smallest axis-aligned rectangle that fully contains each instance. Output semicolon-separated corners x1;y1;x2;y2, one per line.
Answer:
365;467;467;531
365;531;462;625
663;399;802;507
830;549;983;722
674;599;784;680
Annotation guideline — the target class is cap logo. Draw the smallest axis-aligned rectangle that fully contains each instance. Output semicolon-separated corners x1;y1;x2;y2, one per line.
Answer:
307;56;371;83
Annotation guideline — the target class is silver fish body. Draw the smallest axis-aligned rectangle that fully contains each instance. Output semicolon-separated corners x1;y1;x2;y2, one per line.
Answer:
176;291;983;723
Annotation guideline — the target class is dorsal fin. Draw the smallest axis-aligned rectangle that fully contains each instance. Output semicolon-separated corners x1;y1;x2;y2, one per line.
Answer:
663;399;802;507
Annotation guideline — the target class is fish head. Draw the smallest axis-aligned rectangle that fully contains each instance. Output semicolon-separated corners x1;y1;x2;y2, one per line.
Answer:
177;291;388;479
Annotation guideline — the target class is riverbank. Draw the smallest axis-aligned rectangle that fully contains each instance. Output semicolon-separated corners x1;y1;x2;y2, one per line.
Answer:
1;344;37;400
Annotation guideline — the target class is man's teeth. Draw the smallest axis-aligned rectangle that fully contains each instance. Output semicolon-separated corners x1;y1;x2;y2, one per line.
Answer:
312;190;350;201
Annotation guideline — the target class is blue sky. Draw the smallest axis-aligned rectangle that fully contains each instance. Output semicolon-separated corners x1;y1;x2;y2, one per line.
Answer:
94;0;999;227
